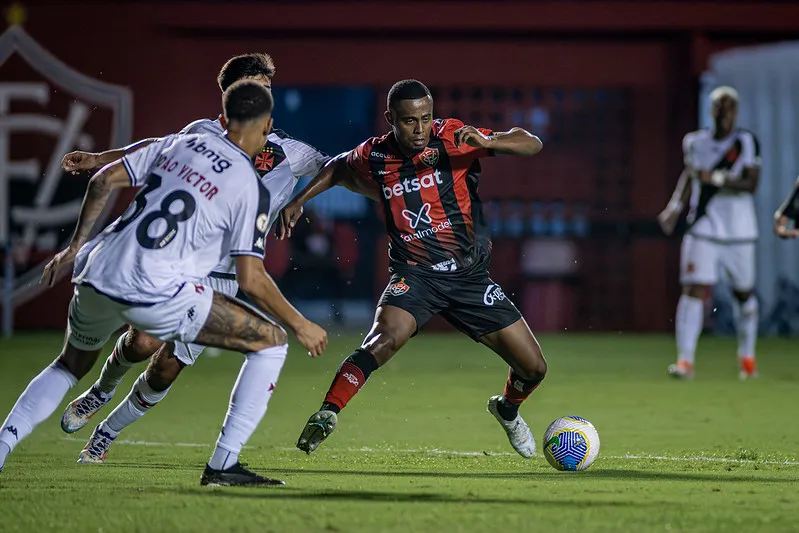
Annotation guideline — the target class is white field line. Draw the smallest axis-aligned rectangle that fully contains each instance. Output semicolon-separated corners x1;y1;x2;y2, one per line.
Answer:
60;437;799;466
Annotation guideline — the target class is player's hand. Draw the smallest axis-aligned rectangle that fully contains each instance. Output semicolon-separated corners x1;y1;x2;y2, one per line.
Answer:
657;207;681;236
294;319;328;357
40;244;80;287
276;202;304;240
774;214;799;239
698;169;728;186
62;151;100;174
454;125;492;150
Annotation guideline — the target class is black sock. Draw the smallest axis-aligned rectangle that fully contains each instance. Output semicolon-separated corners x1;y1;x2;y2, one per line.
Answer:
321;348;379;414
496;397;520;422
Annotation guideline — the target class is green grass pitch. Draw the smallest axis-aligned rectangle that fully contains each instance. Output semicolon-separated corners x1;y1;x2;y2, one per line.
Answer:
1;332;798;532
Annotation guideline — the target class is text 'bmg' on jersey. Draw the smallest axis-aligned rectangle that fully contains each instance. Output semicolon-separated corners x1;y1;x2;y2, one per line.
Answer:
72;133;271;305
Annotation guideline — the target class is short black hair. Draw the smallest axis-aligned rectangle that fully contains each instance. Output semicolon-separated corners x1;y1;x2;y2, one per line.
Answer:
387;79;432;111
223;80;274;123
217;53;276;92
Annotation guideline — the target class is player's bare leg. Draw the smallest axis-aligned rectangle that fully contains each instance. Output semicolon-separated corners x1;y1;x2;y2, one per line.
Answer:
480;319;547;458
669;284;710;379
0;341;102;472
191;292;290;487
62;327;163;433
297;305;416;454
78;345;184;464
732;289;758;379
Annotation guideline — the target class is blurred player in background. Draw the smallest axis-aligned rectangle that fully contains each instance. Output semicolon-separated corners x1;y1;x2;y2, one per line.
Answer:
0;82;327;483
658;87;761;380
58;54;330;484
773;177;799;239
279;79;547;458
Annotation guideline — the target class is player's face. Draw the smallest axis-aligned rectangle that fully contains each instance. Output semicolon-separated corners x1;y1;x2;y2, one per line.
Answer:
386;97;434;154
711;96;737;134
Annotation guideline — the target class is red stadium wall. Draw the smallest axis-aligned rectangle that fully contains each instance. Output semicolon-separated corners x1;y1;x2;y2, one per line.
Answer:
4;1;799;332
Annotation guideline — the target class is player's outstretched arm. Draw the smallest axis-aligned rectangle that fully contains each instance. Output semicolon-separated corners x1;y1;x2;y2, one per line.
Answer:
774;177;799;239
454;125;543;156
41;160;134;286
62;138;159;174
235;256;328;356
658;168;692;236
277;154;377;239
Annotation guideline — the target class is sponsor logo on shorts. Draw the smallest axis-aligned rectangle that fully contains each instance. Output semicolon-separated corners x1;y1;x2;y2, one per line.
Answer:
342;372;360;386
187;306;196;321
194;284;205;294
483;284;506;306
70;331;104;346
388;278;410;296
432;258;457;272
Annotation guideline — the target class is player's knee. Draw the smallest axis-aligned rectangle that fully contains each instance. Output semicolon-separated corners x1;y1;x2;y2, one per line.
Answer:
684;284;710;300
124;328;162;363
734;290;754;303
363;327;407;365
57;346;99;380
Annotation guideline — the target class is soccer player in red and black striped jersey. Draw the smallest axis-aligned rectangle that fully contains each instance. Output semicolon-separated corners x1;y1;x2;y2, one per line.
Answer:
278;80;546;458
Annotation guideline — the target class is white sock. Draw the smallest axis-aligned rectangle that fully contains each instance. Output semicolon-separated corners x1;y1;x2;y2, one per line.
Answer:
733;295;758;358
0;362;78;464
207;344;288;470
0;442;10;472
675;295;704;365
94;334;135;397
100;373;170;437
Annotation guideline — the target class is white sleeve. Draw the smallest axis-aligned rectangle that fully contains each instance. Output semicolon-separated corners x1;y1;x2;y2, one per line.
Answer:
228;178;272;259
121;134;180;187
287;140;330;178
740;131;761;168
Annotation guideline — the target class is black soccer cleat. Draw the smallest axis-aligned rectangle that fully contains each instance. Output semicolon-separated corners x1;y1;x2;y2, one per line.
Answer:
200;462;285;487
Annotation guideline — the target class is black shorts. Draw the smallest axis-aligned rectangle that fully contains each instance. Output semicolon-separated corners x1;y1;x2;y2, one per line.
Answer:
378;269;522;341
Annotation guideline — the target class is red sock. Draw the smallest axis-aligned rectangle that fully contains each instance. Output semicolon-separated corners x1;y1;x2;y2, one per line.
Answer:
503;369;543;405
323;349;379;412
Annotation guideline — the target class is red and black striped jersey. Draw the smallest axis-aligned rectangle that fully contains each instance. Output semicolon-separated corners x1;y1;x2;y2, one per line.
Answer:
348;118;493;273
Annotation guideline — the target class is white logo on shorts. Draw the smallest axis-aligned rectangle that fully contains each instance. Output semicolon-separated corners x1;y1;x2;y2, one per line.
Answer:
483;284;506;306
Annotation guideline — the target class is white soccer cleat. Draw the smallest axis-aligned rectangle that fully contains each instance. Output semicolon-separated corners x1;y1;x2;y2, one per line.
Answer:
61;386;111;434
667;360;695;380
487;395;536;458
77;425;117;464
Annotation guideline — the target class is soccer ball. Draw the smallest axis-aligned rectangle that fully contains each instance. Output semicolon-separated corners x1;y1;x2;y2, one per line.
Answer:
542;416;600;471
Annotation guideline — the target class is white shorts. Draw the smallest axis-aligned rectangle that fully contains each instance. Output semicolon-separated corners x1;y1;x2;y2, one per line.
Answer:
172;274;239;366
680;234;756;291
68;282;214;352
